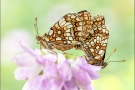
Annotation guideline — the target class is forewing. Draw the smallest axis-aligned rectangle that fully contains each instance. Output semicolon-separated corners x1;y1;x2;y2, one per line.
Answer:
46;10;91;51
77;10;91;40
82;15;109;63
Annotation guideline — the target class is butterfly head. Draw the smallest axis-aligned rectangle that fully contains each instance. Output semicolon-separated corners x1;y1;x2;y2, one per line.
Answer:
36;35;42;44
86;58;108;68
99;61;108;68
85;55;108;68
100;49;125;68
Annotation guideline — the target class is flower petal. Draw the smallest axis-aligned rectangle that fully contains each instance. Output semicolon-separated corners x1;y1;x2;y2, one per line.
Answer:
57;53;66;68
22;75;43;90
37;54;57;66
12;53;37;67
38;77;64;90
79;57;101;71
57;53;72;81
71;64;91;86
19;40;37;57
14;64;42;80
43;61;57;78
80;65;101;80
75;57;101;80
63;77;78;90
14;67;30;80
57;62;72;81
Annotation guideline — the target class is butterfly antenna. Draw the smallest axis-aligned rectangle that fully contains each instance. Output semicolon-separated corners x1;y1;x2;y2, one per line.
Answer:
34;17;39;36
108;60;126;62
105;48;116;62
105;48;126;63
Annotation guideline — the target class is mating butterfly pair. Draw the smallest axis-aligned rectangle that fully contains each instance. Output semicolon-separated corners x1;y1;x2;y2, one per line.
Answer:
34;10;109;68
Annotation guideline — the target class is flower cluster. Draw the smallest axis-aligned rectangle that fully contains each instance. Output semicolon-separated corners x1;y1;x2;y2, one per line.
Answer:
12;40;101;90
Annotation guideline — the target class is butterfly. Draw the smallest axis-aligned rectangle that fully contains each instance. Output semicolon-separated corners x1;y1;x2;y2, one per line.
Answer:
78;14;110;68
34;10;120;68
34;10;91;51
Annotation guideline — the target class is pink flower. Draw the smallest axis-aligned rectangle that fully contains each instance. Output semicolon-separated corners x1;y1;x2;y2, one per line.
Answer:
12;40;101;90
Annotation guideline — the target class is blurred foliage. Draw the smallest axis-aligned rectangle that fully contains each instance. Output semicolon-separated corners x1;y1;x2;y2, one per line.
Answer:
1;0;134;90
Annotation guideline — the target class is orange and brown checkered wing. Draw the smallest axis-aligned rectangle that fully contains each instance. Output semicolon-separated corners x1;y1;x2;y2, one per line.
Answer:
45;10;91;51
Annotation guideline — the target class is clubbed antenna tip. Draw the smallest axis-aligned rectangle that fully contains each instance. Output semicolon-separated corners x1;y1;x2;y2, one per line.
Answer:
114;48;116;52
121;60;126;62
35;17;37;21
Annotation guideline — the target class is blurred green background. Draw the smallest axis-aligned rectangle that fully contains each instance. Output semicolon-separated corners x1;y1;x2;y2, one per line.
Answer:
1;0;134;90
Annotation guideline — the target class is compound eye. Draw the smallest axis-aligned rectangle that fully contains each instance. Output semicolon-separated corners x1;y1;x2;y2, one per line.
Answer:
100;62;104;66
36;36;41;41
38;36;41;40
